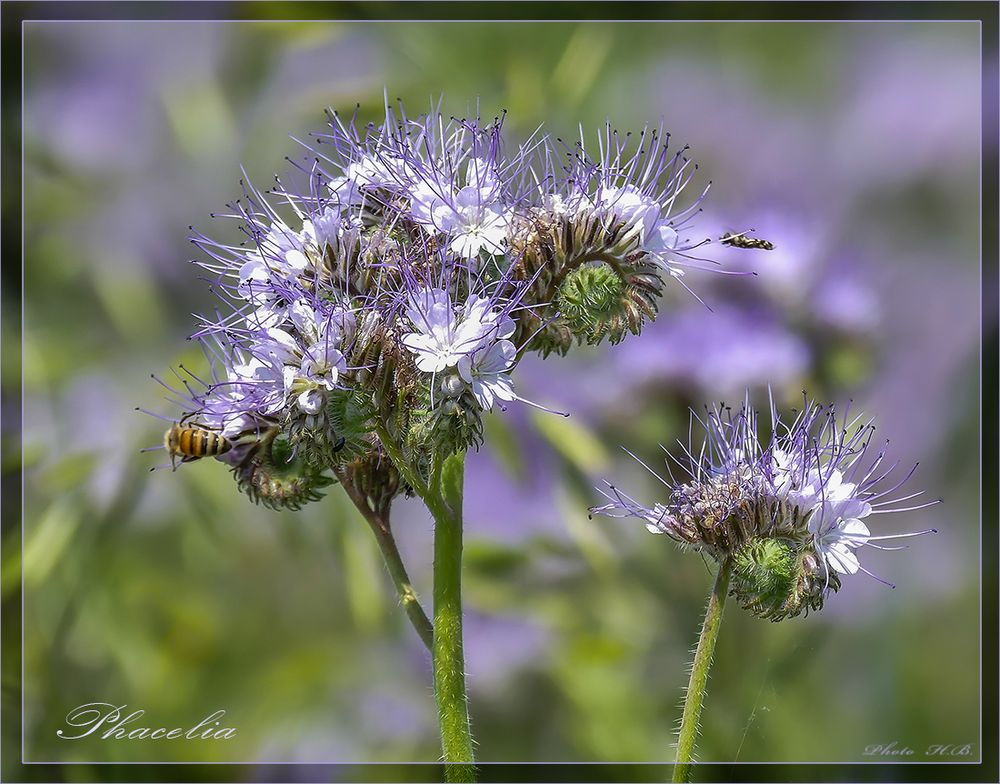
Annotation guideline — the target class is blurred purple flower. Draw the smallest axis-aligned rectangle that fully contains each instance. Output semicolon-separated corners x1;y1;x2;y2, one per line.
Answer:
813;272;880;334
463;425;567;543
464;612;550;693
613;305;810;398
831;36;980;188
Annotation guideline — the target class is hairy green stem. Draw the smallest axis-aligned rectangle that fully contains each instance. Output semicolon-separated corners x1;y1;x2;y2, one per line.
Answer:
673;559;732;783
374;421;428;497
427;452;476;782
369;517;434;650
334;467;434;650
368;429;475;779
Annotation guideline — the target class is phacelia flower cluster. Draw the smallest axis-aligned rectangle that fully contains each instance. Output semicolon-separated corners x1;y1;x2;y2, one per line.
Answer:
149;100;715;511
590;395;938;620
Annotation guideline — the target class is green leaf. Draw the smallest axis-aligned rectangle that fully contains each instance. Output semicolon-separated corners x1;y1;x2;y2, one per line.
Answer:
531;410;609;474
23;498;81;587
483;413;524;481
39;451;98;493
464;540;530;579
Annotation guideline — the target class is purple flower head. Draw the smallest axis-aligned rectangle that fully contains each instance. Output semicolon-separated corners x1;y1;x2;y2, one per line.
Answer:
310;102;533;263
591;393;938;619
149;97;741;506
174;185;364;441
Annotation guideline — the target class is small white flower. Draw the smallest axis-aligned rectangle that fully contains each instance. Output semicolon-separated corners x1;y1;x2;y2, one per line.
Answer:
351;154;411;188
303;207;352;252
401;289;512;373
198;388;256;439
410;180;510;260
592;184;661;240
809;497;872;575
328;154;411;209
409;181;453;230
259;221;311;273
464;157;501;196
229;356;286;416
444;198;509;259
543;193;573;217
288;299;356;350
783;466;858;515
282;341;346;415
642;503;673;535
591;185;685;275
237;254;295;329
645;223;685;277
327;175;363;210
458;339;517;410
256;328;300;365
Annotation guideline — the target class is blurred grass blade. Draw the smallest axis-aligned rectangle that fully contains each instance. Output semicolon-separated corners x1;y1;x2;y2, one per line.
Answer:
531;410;609;475
23;498;81;587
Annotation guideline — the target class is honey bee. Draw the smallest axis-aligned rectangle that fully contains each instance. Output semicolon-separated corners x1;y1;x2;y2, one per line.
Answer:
163;423;232;470
720;230;775;251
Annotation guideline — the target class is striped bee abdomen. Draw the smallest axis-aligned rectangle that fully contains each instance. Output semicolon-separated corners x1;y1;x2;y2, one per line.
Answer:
164;424;232;468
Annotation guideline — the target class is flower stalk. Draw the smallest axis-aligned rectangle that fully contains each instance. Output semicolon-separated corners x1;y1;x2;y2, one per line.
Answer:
673;559;732;783
333;465;434;651
428;452;476;782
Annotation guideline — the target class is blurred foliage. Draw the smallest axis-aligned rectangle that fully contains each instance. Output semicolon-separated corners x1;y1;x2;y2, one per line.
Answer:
6;16;984;778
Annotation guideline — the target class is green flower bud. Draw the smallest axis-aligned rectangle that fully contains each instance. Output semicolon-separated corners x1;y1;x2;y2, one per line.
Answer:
232;435;334;512
555;263;627;343
342;448;410;514
402;382;484;467
730;538;797;621
427;387;484;454
730;538;841;622
785;549;841;620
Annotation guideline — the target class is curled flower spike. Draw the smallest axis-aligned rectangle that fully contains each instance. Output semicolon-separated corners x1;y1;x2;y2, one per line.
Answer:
507;124;723;355
591;393;939;620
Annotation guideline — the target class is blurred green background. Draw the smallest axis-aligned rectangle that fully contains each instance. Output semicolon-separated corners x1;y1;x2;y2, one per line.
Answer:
9;18;984;773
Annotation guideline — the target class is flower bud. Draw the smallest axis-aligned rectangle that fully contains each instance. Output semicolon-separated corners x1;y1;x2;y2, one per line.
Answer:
515;210;664;353
429;389;484;453
556;263;627;343
232;435;334;511
730;538;841;622
344;448;410;512
784;548;840;620
730;538;797;622
439;372;467;399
